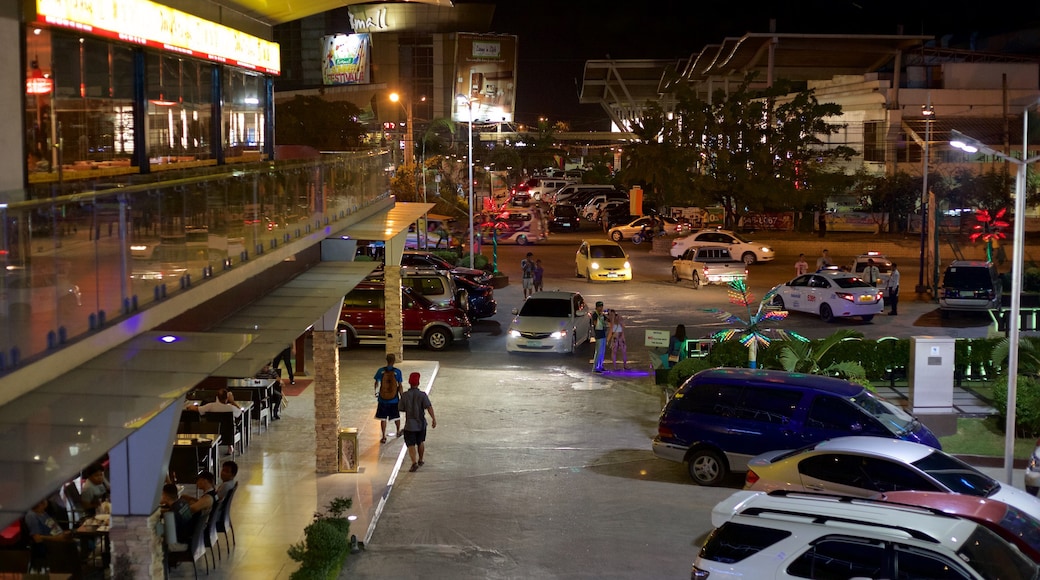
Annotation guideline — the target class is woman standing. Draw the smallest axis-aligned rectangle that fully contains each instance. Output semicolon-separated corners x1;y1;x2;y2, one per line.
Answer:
607;310;629;370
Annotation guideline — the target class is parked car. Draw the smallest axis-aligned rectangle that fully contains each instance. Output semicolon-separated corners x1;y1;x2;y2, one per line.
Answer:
671;245;747;287
478;210;544;246
512;177;576;204
506;291;592;354
1027;438;1040;495
554;184;620;205
669;228;775;263
575;240;632;282
578;194;628;221
850;251;894;287
398;250;492;285
769;270;885;322
338;281;470;351
375;267;468;314
452;274;497;319
548;203;581;232
875;490;1040;563
940;260;1002;317
608;215;684;242
745;436;1040;521
652;368;940;485
695;489;1039;580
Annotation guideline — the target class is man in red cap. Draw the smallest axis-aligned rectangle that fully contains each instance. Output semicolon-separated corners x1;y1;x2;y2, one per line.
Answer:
399;372;437;472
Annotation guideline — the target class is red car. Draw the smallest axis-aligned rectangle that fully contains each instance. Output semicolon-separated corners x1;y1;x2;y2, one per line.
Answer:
338;281;470;351
876;490;1040;563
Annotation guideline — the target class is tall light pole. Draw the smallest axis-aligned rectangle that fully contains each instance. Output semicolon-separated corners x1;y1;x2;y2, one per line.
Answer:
458;95;477;268
917;103;934;294
388;92;414;169
951;117;1040;484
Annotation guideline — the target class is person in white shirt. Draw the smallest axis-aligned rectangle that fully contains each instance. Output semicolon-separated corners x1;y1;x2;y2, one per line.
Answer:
886;262;901;315
199;389;243;419
864;259;882;287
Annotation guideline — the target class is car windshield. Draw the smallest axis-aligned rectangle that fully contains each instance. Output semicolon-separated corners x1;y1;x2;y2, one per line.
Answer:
911;451;1001;496
731;232;752;243
944;267;994;289
956;524;1039;579
518;297;571;318
849;391;914;434
590;245;626;259
833;277;873;289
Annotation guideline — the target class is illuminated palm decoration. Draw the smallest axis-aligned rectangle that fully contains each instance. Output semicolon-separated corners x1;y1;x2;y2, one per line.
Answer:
479;214;510;275
704;279;808;368
970;208;1010;262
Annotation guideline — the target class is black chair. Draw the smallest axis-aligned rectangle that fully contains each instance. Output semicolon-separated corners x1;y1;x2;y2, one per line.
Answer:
62;483;86;527
203;501;222;568
167;511;209;579
0;548;30;574
202;412;242;458
214;485;237;554
42;539;85;579
230;388;269;433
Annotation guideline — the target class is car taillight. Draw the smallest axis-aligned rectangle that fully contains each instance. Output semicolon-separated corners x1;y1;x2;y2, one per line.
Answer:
658;426;675;439
835;292;855;303
875;291;883;301
745;470;759;486
691;567;711;579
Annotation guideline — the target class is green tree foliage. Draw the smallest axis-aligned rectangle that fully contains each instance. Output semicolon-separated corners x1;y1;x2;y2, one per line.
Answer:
777;329;870;388
275;96;365;151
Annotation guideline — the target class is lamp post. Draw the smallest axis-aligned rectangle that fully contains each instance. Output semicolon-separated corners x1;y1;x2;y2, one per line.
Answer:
951;121;1040;484
917;104;935;294
457;95;477;268
388;92;414;169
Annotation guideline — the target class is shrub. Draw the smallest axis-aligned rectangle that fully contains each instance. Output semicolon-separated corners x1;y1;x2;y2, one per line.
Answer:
668;357;715;386
991;374;1040;438
288;497;353;580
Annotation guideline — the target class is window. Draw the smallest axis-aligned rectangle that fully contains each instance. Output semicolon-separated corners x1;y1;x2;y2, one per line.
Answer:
675;383;742;416
798;454;873;489
863;121;885;162
343;289;382;308
806;395;867;431
893;544;970;579
787;537;885;579
699;522;790;564
735;387;801;424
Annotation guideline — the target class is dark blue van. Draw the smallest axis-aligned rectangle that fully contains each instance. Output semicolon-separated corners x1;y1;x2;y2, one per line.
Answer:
652;368;941;485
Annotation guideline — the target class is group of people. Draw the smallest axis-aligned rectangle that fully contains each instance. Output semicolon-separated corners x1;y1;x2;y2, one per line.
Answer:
796;249;900;316
520;252;544;299
591;300;629;373
373;354;438;473
22;462;112;571
159;460;239;549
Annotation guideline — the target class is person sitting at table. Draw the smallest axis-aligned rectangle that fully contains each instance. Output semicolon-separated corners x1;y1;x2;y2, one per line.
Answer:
181;471;218;517
159;484;193;545
198;389;243;419
217;460;238;498
25;498;75;568
80;464;109;518
255;362;284;420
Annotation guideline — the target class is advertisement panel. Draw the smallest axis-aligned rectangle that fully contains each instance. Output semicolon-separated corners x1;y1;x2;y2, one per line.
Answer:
452;34;517;124
321;34;371;85
821;211;890;233
670;207;725;228
742;212;796;231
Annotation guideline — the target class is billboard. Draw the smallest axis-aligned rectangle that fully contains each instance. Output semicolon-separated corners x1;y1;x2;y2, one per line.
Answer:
321;34;371;85
452;34;517;124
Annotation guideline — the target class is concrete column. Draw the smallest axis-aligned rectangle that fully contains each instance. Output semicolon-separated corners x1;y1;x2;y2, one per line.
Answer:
0;1;25;198
108;511;163;579
314;329;341;473
384;265;404;361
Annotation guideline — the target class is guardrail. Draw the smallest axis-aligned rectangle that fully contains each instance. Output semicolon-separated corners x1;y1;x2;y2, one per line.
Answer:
989;308;1040;333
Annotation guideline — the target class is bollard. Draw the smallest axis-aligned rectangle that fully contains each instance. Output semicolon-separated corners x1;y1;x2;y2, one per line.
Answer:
98;310;106;327
132;295;138;311
47;331;56;350
89;313;97;331
58;327;67;344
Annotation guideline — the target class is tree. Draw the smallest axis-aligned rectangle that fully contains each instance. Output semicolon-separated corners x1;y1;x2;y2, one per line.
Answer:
777;329;871;387
704;279;807;368
275;96;365;150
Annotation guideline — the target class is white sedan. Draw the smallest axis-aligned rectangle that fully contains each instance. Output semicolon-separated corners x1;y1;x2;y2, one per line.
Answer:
769;270;884;322
745;436;1040;522
669;228;775;263
506;291;592;354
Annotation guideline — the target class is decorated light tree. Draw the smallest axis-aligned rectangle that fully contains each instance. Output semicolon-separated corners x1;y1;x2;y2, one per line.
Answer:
479;213;511;275
704;279;808;368
970;208;1010;262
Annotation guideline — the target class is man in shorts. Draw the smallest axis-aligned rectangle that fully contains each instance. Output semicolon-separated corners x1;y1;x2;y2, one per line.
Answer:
521;252;535;299
373;354;404;443
399;372;437;472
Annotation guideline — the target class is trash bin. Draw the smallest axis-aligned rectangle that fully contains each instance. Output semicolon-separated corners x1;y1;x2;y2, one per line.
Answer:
338;428;358;473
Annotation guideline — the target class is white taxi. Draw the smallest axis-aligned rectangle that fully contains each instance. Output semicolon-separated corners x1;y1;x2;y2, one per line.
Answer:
850;251;894;287
669;228;775;263
769;270;884;322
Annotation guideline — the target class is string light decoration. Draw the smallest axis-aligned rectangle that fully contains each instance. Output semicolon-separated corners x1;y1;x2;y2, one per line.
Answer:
704;279;808;368
970;208;1010;262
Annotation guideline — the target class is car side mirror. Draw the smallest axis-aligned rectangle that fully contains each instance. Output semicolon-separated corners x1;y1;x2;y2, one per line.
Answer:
511;308;519;315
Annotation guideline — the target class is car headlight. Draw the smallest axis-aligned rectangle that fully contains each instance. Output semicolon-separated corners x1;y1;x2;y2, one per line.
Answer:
590;262;600;270
1031;455;1040;470
550;330;567;339
623;261;631;269
508;329;521;338
761;246;772;253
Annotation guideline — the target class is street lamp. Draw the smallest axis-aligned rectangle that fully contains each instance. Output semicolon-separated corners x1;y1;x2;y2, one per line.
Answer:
388;92;414;169
917;104;935;294
951;124;1040;484
457;95;477;268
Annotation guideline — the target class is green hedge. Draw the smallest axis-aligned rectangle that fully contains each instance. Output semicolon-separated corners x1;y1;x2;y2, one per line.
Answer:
288;497;353;580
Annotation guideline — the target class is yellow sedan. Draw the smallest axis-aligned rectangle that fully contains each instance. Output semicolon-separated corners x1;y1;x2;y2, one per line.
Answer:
575;240;632;282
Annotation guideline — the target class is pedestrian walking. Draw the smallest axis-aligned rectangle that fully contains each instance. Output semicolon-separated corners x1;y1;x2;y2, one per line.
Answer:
795;253;809;276
886;262;901;315
816;249;832;271
592;301;608;373
521;252;535;299
273;344;295;384
399;372;436;472
607;309;629;370
864;259;882;287
533;259;544;293
373;354;404;444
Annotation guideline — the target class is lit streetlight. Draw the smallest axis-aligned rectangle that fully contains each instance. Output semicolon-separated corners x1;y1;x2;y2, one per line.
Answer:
917;103;935;294
951;122;1040;484
388;92;415;168
457;94;478;268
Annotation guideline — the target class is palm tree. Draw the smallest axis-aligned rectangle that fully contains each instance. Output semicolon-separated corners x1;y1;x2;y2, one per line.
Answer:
704;279;807;368
777;328;870;387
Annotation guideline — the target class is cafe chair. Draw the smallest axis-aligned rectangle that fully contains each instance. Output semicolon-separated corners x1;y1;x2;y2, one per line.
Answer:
204;412;242;458
167;512;209;579
62;483;87;527
0;548;30;574
215;485;237;554
203;502;222;568
42;539;86;579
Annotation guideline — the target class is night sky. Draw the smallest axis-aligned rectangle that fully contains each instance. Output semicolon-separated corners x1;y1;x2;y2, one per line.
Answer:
473;0;1036;130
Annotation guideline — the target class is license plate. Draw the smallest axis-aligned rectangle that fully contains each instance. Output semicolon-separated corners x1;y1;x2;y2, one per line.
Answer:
526;339;542;347
858;295;874;302
607;272;618;278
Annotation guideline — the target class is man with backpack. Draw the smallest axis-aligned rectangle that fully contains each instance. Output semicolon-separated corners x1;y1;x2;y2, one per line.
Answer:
373;353;404;444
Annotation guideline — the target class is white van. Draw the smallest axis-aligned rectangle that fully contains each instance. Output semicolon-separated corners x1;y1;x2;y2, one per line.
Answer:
513;177;577;204
555;184;621;205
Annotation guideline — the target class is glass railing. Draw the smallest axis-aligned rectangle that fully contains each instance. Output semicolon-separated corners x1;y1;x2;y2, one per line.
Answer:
0;150;391;372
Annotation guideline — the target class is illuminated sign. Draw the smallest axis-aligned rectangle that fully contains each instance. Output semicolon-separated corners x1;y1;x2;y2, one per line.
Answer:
347;7;389;32
321;34;371;85
453;34;517;124
34;0;281;75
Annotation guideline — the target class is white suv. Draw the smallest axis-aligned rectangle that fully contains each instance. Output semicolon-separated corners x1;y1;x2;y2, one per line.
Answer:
670;228;775;264
694;490;1038;579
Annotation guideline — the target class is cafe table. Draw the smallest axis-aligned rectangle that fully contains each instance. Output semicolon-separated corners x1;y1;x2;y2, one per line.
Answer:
74;514;111;568
171;435;220;480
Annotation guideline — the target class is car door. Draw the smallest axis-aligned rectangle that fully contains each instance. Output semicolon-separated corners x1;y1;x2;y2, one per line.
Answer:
400;290;424;342
801;393;893;443
805;274;831;313
782;274;813;313
573;294;591;342
576;242;590;273
797;453;943;495
676;248;697;279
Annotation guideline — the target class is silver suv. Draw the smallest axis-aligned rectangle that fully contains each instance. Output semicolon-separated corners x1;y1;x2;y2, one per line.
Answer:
939;260;1001;317
694;490;1038;579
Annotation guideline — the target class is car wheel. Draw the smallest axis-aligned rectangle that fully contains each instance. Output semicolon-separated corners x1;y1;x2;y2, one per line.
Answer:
691;273;701;289
516;235;528;246
687;448;727;486
861;314;874;322
742;252;756;265
610;230;623;242
424;328;451;351
820;303;835;323
773;295;785;309
671;267;681;283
